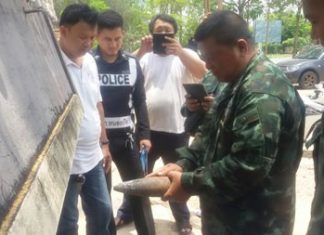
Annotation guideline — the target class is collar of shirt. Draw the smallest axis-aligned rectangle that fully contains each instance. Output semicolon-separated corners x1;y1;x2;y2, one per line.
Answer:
93;47;129;65
61;49;83;68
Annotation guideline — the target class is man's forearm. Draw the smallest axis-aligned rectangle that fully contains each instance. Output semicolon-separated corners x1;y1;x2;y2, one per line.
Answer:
132;48;146;59
97;102;109;143
178;49;207;80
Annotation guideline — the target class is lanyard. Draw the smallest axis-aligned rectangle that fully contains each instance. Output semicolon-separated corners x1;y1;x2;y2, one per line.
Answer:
139;145;148;176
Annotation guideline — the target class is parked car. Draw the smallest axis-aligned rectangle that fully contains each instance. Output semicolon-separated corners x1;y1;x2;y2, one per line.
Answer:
277;45;324;89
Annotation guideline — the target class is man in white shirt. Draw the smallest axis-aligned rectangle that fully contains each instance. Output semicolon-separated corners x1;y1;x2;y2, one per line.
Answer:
56;4;112;235
134;14;207;235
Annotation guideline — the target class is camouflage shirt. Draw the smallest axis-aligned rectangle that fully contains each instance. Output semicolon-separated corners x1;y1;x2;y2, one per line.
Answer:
202;70;223;94
177;52;305;235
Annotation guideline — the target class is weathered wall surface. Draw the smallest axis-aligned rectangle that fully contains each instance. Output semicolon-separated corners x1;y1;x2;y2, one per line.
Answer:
29;0;57;23
0;1;81;234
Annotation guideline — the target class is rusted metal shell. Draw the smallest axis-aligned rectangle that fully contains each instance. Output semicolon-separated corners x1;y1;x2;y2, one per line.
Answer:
114;177;171;197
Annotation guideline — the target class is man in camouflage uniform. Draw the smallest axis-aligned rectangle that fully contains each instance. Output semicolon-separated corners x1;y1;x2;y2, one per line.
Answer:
303;0;324;234
151;11;305;235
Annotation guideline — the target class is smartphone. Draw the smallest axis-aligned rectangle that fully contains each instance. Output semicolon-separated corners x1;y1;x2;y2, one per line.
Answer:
152;33;174;54
183;83;208;101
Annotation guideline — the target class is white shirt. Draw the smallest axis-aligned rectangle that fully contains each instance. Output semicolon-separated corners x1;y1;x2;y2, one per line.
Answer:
62;51;103;174
140;49;198;133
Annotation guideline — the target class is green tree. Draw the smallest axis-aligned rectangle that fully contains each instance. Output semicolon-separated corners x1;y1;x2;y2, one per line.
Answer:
54;1;206;51
54;0;312;54
268;11;311;53
268;0;311;54
54;0;108;16
223;0;264;23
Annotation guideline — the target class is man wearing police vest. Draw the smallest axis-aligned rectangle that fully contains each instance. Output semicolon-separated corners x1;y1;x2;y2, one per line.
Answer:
93;10;155;235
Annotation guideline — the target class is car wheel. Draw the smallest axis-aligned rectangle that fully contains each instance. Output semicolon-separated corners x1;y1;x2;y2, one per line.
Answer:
299;70;319;89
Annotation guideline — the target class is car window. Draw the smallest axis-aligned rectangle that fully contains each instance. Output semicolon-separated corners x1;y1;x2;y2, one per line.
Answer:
295;46;324;59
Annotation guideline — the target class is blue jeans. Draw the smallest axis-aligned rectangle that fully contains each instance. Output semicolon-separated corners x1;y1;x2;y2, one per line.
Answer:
57;161;112;235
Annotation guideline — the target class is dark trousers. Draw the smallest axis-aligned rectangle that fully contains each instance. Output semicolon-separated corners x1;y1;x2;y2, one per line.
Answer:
57;162;112;235
107;135;156;235
148;130;191;225
307;135;324;235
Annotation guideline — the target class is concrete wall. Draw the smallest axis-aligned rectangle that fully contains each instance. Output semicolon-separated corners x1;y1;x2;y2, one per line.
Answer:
0;1;81;234
29;0;57;23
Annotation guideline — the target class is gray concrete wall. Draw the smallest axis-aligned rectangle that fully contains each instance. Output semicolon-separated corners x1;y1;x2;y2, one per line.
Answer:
29;0;57;23
0;1;81;234
7;96;82;235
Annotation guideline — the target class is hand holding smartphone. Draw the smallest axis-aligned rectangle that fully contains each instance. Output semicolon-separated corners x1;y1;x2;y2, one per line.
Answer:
183;83;208;102
152;33;174;54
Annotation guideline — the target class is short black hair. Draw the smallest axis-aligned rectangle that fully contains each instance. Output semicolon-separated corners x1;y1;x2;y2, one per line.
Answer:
97;9;123;31
194;10;254;46
149;14;178;34
59;4;98;27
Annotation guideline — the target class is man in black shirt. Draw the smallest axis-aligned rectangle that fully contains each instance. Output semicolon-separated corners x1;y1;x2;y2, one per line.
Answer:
94;10;155;235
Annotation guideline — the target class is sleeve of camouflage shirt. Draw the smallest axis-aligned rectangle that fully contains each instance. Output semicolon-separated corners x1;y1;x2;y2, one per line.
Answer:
177;92;286;203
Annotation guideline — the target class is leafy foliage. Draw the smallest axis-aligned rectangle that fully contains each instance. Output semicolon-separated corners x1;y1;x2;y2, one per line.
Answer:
53;0;312;54
224;0;264;23
54;0;108;15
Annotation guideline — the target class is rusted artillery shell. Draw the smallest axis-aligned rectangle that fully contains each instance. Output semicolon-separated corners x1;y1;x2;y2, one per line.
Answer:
113;176;171;197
